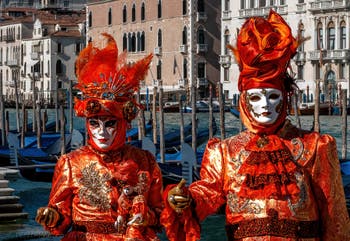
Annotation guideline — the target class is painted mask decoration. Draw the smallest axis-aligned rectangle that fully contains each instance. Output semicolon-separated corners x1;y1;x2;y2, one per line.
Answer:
87;116;119;150
246;88;283;125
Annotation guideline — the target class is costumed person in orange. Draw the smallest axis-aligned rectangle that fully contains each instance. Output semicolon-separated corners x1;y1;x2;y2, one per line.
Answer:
160;10;350;241
35;33;164;241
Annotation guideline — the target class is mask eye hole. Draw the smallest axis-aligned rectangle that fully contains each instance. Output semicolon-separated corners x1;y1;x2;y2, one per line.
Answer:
105;120;117;128
269;93;280;100
88;119;99;128
248;95;261;102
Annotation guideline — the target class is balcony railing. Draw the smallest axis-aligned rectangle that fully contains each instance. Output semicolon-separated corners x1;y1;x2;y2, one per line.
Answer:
309;49;350;61
296;3;306;13
197;77;208;87
31;52;39;60
154;47;162;56
6;59;19;67
178;79;187;88
219;55;231;68
222;10;232;20
196;12;207;22
179;45;188;54
309;0;350;13
294;51;306;63
239;5;288;18
196;44;208;54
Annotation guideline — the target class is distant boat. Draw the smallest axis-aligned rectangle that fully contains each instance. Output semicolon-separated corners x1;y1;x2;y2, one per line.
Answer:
229;107;240;118
290;103;332;115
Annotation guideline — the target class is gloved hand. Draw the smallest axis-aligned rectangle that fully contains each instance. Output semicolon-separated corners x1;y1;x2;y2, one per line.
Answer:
35;207;61;228
167;179;191;213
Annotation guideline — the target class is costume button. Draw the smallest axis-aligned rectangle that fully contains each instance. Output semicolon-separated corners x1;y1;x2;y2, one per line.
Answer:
297;225;301;230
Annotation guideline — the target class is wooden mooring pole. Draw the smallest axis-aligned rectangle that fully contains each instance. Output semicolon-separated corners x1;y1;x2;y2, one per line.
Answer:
159;83;165;164
152;86;158;145
341;89;347;160
314;79;320;133
208;84;213;139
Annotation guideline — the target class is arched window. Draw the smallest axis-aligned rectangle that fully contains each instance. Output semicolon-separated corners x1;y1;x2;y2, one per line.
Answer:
156;60;162;80
141;2;145;21
183;58;187;79
198;27;205;44
123;34;127;51
249;0;255;8
182;26;187;45
131;33;136;52
157;29;162;47
325;70;336;102
157;0;162;19
137;32;141;52
327;22;335;50
182;0;187;15
108;8;112;25
132;4;136;22
141;31;145;51
128;33;132;52
317;22;323;49
56;60;63;75
224;29;230;54
240;0;245;9
88;11;92;27
198;0;205;12
123;5;127;23
340;21;346;49
259;0;266;7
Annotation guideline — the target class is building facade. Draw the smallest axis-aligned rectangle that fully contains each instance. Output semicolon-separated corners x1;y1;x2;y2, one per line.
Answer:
86;0;221;102
221;0;350;106
0;8;86;106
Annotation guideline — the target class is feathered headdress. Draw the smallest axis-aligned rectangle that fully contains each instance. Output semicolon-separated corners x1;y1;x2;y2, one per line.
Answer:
74;33;152;122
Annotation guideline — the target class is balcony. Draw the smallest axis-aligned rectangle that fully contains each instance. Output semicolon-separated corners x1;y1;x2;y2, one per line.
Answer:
6;59;19;67
309;0;350;13
179;45;188;54
196;44;208;54
222;10;232;20
154;47;162;56
31;52;39;60
294;51;306;63
4;35;15;42
239;6;288;18
219;55;231;68
153;79;160;86
309;49;350;62
197;78;208;87
178;79;187;88
296;3;306;13
7;81;16;87
196;12;207;22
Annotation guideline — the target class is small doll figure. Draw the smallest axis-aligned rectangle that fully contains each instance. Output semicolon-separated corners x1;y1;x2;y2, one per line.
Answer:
115;170;158;241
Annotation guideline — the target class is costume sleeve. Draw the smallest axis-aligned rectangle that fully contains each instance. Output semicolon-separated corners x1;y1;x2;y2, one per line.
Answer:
311;134;350;240
46;155;73;235
160;138;226;241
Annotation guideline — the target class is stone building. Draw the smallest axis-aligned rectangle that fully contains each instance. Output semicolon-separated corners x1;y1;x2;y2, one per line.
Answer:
86;0;221;102
221;0;350;106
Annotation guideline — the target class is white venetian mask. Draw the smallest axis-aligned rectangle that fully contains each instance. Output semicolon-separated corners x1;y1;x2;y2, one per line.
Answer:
87;116;118;150
246;88;283;125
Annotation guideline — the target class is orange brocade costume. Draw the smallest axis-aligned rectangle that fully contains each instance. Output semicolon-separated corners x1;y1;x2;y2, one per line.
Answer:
160;10;350;241
161;121;350;241
46;144;163;241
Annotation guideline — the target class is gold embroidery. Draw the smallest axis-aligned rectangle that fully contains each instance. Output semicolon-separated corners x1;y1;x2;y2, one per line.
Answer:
79;162;112;211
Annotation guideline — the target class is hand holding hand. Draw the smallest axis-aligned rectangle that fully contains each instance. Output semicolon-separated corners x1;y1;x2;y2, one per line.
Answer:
167;179;191;213
35;207;60;228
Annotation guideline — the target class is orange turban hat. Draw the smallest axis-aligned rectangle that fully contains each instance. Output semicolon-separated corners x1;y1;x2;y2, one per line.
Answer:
229;9;298;92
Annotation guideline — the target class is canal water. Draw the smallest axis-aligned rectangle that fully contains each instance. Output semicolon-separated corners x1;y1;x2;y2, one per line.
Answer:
0;110;349;240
